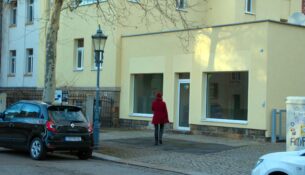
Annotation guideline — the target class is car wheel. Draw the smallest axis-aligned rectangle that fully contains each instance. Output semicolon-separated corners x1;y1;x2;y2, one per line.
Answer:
30;138;46;160
77;149;92;160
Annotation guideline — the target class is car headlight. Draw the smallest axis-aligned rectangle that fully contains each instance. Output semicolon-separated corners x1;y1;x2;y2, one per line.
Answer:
255;159;264;168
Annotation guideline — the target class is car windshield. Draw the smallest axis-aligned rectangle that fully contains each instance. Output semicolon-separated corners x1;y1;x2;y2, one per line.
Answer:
48;106;87;123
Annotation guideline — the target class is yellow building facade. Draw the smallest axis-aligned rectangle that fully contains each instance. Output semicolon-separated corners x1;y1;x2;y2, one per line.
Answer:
33;0;305;139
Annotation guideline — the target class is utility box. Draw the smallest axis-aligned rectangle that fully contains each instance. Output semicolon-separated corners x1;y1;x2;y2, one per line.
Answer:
286;96;305;151
0;93;6;112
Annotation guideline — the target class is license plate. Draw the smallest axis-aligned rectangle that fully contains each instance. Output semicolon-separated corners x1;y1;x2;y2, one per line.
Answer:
65;137;82;142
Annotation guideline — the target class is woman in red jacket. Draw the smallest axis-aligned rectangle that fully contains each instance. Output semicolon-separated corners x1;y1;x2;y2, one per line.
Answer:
152;92;169;145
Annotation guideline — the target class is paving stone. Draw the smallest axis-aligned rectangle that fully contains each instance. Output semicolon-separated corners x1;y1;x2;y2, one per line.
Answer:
98;129;285;175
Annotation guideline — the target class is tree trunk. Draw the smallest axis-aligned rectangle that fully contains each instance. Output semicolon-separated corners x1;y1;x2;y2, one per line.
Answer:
42;0;63;103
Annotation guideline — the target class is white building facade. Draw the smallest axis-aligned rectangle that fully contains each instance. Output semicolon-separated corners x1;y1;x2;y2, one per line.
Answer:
0;0;40;87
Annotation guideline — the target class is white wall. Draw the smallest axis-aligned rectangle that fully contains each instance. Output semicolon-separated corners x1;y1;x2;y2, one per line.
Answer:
0;0;40;87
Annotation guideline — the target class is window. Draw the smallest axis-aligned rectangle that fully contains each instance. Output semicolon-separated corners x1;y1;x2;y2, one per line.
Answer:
245;0;255;14
27;0;34;23
9;50;16;75
25;49;33;74
75;39;84;70
133;74;163;114
4;103;23;120
20;104;40;118
176;0;187;10
79;0;106;6
10;2;17;26
206;72;248;121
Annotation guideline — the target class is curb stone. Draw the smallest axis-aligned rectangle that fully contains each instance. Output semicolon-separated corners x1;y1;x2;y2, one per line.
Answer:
92;152;208;175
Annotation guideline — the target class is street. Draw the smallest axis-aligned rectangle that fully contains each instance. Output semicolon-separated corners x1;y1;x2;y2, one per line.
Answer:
0;148;181;175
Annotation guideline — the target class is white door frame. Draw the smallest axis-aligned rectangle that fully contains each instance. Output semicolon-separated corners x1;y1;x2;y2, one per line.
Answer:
176;79;190;131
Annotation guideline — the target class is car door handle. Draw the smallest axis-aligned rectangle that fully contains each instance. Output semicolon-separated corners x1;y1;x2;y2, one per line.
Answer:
9;123;14;127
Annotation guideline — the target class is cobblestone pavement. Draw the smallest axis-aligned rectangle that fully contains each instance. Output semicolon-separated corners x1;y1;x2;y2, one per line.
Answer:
97;129;285;175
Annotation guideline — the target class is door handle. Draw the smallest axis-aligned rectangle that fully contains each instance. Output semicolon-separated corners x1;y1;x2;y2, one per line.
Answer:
9;123;14;127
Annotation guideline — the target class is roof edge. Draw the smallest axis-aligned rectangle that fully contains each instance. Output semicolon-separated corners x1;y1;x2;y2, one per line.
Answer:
122;20;304;38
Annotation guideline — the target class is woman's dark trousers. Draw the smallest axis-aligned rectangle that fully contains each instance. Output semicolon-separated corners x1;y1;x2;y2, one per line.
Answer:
154;124;164;145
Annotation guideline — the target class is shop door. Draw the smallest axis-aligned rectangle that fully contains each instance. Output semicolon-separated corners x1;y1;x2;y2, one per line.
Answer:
177;79;190;130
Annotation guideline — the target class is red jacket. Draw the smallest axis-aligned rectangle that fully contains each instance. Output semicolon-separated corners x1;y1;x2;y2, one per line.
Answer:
151;96;169;124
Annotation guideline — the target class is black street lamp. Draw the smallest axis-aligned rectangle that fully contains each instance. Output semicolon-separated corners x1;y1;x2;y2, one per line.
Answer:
92;25;107;148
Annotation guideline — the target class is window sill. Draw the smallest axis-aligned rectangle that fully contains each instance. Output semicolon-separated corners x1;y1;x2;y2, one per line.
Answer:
128;0;140;4
245;12;255;15
25;21;34;26
9;24;16;28
202;118;248;125
79;0;107;6
24;73;32;77
129;113;153;118
7;74;15;77
176;8;188;12
74;68;84;72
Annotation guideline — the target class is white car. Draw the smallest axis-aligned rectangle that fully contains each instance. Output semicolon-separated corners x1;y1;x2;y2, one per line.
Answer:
252;150;305;175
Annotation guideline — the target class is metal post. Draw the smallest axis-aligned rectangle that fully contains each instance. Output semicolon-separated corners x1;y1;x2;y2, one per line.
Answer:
271;109;277;143
279;110;283;141
93;50;103;148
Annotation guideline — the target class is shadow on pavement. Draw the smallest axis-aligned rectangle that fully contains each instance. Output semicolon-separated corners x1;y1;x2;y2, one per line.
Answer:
103;137;238;155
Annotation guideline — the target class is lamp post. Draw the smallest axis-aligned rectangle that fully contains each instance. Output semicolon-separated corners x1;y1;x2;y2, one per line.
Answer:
92;25;107;148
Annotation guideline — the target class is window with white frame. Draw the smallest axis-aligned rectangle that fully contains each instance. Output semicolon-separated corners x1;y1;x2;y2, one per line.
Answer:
133;74;163;114
25;49;33;74
27;0;34;23
176;0;187;10
75;39;84;70
206;72;248;121
245;0;255;14
79;0;106;6
10;2;17;26
9;50;16;75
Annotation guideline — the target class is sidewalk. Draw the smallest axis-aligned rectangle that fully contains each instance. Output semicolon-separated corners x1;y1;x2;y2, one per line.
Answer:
93;129;285;175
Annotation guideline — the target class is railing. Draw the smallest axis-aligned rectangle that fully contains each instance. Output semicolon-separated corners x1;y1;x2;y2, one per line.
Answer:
271;109;286;143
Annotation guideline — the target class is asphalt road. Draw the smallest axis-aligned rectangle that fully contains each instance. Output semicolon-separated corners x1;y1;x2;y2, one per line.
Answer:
0;148;182;175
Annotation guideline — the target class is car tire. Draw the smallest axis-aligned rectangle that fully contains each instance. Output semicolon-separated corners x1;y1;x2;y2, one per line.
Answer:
77;149;92;160
30;137;46;160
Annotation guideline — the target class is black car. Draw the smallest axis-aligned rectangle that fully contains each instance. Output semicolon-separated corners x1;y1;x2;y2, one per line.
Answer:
0;100;93;160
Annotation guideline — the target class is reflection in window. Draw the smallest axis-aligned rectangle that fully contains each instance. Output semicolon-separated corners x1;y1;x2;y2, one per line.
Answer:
5;103;23;120
20;104;40;118
133;74;163;114
10;2;17;25
245;0;255;14
206;72;248;121
75;39;84;70
27;0;34;23
176;0;187;10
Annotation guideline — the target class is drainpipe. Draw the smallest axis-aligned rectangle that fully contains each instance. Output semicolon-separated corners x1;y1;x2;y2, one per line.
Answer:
0;0;2;77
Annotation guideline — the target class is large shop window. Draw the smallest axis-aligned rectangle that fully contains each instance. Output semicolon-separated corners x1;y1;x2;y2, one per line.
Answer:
133;74;163;115
206;72;248;121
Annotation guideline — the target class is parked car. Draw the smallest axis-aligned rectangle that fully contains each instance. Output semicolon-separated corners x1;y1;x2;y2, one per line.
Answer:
0;100;93;160
252;150;305;175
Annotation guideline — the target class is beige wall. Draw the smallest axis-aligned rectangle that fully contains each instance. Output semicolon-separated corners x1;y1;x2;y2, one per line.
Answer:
30;1;305;136
37;0;49;87
206;0;303;26
38;0;304;89
120;22;270;131
55;5;123;88
266;22;305;136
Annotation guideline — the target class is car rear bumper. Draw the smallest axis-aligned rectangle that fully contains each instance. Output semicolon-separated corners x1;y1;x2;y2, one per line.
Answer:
45;133;93;151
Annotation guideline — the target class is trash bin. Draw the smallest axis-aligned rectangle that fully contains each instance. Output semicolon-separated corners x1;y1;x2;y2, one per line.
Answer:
286;96;305;151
